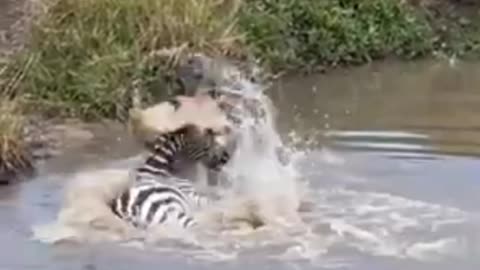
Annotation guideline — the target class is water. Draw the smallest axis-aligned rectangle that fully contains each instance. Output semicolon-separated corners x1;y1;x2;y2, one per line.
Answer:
1;59;480;269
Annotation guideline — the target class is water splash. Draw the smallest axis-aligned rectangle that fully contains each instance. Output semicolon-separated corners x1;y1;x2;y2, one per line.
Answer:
194;63;306;231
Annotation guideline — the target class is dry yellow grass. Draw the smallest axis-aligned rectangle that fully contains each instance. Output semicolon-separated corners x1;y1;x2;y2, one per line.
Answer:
0;98;32;183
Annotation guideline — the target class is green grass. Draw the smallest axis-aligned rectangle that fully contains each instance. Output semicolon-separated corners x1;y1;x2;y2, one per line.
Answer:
239;0;434;72
420;1;480;58
4;0;246;120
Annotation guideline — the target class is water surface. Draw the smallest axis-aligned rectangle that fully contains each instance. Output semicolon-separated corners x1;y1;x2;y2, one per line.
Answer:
2;59;480;269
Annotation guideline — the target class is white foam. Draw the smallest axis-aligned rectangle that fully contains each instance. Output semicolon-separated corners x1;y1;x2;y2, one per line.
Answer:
406;238;464;261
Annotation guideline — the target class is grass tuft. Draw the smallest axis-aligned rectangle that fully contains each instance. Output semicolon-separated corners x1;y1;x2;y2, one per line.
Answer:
0;98;32;184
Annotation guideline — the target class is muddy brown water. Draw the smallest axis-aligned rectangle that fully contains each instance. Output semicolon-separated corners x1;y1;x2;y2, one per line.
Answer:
1;59;480;269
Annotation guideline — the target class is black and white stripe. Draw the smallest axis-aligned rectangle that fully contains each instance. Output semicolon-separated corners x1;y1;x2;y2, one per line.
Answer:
111;124;230;229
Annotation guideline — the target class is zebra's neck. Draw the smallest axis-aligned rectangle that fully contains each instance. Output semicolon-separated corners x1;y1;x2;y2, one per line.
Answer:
135;132;186;182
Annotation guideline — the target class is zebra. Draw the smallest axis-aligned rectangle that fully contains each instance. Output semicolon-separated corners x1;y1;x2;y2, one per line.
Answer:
110;123;231;230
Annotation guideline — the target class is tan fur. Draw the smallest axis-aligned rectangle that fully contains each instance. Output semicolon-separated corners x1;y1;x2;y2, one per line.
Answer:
128;94;232;146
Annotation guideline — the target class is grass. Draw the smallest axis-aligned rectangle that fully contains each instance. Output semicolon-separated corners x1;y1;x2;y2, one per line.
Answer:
0;98;33;184
239;0;435;72
4;0;246;120
239;0;480;72
0;57;32;183
419;1;480;58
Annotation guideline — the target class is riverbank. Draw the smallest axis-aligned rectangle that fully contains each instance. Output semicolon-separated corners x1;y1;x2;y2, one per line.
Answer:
0;0;480;182
3;0;480;117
